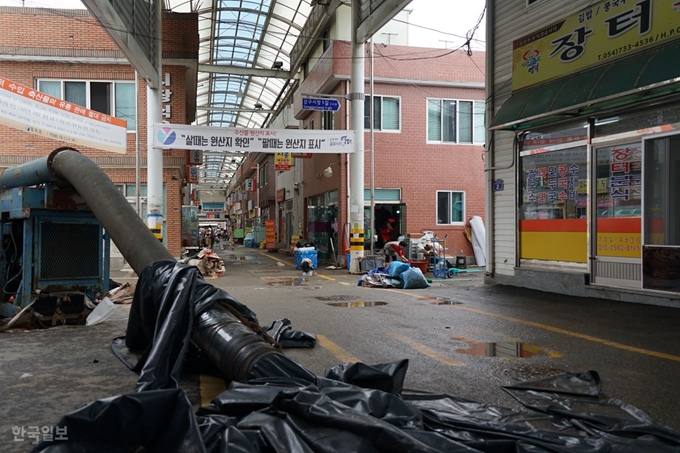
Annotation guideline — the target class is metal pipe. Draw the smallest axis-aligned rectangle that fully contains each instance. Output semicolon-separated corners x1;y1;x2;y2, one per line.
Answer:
49;148;173;274
0;147;311;383
0;147;167;274
0;153;60;190
484;0;496;277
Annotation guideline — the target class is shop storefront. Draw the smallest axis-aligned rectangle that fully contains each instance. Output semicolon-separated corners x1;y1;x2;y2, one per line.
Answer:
306;190;339;261
514;109;680;294
488;0;680;301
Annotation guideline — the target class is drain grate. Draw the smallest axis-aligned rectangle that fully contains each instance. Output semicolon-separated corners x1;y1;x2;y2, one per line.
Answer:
316;295;357;301
327;301;387;307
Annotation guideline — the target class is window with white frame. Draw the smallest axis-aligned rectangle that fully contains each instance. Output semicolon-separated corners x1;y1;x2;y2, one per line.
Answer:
427;99;484;144
259;163;268;187
37;79;137;131
364;95;400;131
436;191;465;225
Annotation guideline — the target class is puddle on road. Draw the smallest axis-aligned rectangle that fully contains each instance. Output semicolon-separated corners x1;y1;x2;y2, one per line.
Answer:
327;301;387;307
261;277;305;286
453;337;544;358
316;295;357;301
431;297;461;305
224;254;256;261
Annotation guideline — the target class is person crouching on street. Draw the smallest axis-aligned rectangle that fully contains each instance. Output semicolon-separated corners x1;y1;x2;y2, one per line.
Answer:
382;240;409;264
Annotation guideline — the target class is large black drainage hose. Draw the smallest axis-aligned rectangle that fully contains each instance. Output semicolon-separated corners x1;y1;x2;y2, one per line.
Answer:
0;147;313;383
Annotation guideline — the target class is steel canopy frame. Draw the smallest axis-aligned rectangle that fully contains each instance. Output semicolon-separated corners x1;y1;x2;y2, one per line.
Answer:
181;0;310;189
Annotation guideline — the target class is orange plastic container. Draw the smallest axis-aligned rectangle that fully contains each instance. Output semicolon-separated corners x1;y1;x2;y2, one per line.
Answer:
409;259;428;273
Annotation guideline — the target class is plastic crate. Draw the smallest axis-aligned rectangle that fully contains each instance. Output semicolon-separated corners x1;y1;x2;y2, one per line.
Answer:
360;255;385;273
433;257;449;279
294;248;318;270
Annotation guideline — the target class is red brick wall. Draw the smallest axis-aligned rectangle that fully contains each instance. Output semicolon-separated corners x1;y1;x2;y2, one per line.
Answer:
0;7;198;257
298;41;486;256
0;8;117;51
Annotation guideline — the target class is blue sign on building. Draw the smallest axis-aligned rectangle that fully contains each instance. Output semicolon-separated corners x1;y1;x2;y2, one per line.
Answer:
302;97;341;112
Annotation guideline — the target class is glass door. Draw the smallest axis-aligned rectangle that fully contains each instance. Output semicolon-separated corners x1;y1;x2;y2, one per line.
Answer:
591;142;642;288
642;133;680;292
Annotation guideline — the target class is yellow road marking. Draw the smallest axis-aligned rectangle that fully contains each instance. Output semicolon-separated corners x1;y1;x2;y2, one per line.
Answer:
199;374;226;407
317;334;361;363
452;305;680;363
388;332;464;366
259;252;293;267
379;288;420;297
339;281;350;286
259;252;335;281
545;348;563;359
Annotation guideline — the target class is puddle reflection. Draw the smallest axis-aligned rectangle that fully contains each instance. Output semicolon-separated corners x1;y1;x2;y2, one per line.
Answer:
454;338;543;358
225;254;256;261
327;301;387;307
262;277;305;286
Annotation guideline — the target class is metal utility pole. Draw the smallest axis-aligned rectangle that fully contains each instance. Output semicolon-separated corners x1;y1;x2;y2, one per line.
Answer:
147;0;164;242
349;0;366;273
369;38;375;256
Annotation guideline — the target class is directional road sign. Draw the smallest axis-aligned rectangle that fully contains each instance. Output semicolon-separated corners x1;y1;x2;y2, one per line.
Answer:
302;97;341;112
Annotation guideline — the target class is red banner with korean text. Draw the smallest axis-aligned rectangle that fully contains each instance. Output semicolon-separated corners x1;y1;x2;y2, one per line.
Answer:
265;219;276;249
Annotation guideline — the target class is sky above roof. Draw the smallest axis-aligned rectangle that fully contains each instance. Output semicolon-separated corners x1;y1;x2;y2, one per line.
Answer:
0;0;487;51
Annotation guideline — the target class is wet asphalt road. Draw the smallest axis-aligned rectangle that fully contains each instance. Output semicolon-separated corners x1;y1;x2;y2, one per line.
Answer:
1;245;679;451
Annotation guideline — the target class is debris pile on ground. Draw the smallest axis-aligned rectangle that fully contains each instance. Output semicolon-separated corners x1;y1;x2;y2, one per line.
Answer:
358;261;430;289
181;248;225;278
107;282;136;304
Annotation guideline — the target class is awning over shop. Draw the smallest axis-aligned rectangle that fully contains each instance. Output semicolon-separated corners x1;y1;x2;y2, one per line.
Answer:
491;40;680;131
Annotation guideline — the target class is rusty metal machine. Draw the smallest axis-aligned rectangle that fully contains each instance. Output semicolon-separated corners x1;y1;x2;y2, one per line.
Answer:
0;148;312;384
0;158;109;325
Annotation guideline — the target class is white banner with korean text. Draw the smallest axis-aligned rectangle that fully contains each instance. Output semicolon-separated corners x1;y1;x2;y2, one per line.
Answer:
0;76;127;154
153;124;355;153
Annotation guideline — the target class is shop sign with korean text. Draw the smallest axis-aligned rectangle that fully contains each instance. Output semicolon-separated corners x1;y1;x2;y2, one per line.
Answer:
275;152;293;171
512;0;680;91
153;123;354;153
245;178;256;192
187;165;199;184
0;76;127;153
187;149;203;165
265;219;276;249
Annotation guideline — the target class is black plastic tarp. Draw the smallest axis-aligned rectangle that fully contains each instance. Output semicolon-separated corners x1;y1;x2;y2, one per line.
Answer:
32;260;680;452
265;318;317;349
33;366;680;452
110;260;315;390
